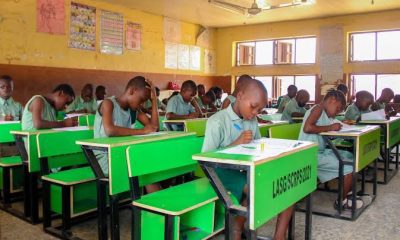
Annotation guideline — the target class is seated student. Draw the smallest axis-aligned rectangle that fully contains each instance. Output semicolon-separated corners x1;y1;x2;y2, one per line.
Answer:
166;80;201;121
392;94;400;112
371;88;397;117
344;91;374;122
66;83;97;114
95;85;107;102
221;74;252;110
299;89;363;210
337;83;354;106
0;75;23;121
161;91;179;107
277;85;297;113
197;84;206;98
142;87;166;114
281;89;309;123
94;76;159;176
22;84;78;130
195;90;217;113
210;86;223;109
202;79;293;240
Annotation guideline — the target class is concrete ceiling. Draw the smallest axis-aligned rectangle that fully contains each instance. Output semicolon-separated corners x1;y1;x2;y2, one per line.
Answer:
100;0;400;27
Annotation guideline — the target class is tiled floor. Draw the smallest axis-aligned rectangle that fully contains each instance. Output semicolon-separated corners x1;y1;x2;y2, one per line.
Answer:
1;169;400;240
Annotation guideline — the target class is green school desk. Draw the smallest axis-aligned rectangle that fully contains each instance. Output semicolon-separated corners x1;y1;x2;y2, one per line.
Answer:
258;113;282;121
0;121;21;143
258;121;289;137
193;140;318;240
77;132;196;240
163;118;207;137
10;127;93;224
78;114;95;127
359;117;400;184
319;125;380;220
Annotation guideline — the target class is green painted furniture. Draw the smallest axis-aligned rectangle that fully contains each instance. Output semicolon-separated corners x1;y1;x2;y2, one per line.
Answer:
77;132;196;240
268;122;300;140
126;136;223;240
320;125;380;220
38;129;95;238
163;118;207;137
258;121;289;138
78;114;95;127
359;117;400;184
258;113;282;121
193;140;318;239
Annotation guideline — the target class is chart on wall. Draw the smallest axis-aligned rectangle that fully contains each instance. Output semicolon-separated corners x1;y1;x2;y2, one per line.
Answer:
37;0;65;34
126;22;141;51
320;25;344;83
163;17;181;42
69;2;96;51
190;46;201;71
204;49;216;74
178;44;190;70
165;42;178;69
100;10;124;55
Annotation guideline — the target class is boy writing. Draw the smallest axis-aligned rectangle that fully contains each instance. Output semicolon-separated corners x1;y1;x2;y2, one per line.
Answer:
281;89;309;123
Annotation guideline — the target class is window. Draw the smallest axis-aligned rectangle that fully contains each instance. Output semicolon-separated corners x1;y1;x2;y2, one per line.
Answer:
277;76;295;96
350;30;400;61
256;76;273;98
236;36;316;66
351;74;400;99
377;74;400;96
295;76;316;101
351;75;376;98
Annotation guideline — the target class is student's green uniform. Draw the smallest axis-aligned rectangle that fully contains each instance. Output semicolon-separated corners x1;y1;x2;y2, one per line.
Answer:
281;98;306;123
166;94;195;130
195;96;209;110
225;95;236;106
277;95;291;113
0;97;23;121
298;105;353;183
143;98;165;110
371;101;385;111
344;103;370;121
214;99;222;109
94;96;137;175
22;95;57;131
202;104;261;201
66;96;97;113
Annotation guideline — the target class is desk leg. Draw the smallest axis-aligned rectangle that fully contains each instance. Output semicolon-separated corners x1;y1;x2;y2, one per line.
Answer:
305;194;312;240
224;210;234;240
396;145;399;170
110;194;120;240
288;210;295;240
3;167;11;205
97;180;108;240
23;164;31;218
361;169;366;195
384;148;389;184
351;171;357;220
373;159;378;196
30;172;39;224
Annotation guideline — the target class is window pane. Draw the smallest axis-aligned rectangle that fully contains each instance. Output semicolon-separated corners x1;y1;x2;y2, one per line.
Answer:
352;75;376;99
275;39;295;64
377;74;400;97
352;33;376;61
295;76;316;101
237;42;255;65
377;31;400;60
278;76;295;96
255;41;273;65
255;76;273;99
295;38;316;64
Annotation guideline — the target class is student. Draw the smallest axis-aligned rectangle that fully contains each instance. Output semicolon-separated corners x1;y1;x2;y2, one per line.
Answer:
196;90;217;113
21;84;77;130
165;80;201;120
0;75;23;121
95;85;107;102
337;83;348;96
277;85;297;113
203;79;293;240
66;83;97;114
221;74;252;109
281;89;309;123
393;94;400;112
371;88;397;117
142;87;166;113
344;91;374;122
197;84;206;98
299;89;363;210
94;76;159;175
210;86;223;109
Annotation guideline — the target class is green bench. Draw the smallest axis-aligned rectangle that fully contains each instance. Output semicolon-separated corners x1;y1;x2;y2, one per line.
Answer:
269;123;302;140
0;121;23;205
126;136;224;240
37;129;96;238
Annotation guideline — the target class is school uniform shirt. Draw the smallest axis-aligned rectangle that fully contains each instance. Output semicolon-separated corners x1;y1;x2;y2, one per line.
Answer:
372;101;385;111
281;98;306;123
22;95;57;131
195;96;208;110
94;96;137;175
298;105;353;183
277;95;291;113
143;98;165;110
166;94;195;117
202;104;260;201
66;96;97;113
226;95;236;105
0;97;23;120
344;103;370;121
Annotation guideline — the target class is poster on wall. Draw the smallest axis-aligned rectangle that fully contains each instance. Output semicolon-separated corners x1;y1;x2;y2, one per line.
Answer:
189;46;201;71
37;0;65;34
178;44;190;70
165;42;178;69
204;49;216;74
163;17;181;43
100;10;124;55
69;2;96;51
126;22;141;51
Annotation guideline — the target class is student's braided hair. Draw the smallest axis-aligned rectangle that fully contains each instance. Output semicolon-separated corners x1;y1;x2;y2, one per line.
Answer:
53;84;75;98
205;90;216;102
323;89;346;106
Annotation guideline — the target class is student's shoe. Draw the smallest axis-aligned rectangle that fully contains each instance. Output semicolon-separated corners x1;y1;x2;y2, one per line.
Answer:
334;197;364;210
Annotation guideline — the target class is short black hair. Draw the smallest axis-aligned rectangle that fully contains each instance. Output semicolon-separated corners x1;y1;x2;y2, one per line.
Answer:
181;80;197;92
82;83;94;91
155;87;160;94
0;75;13;83
126;76;150;90
393;94;400;103
204;90;216;102
197;84;205;89
95;85;106;92
288;85;297;91
210;86;223;95
337;84;348;93
356;91;374;101
53;84;75;98
324;89;346;106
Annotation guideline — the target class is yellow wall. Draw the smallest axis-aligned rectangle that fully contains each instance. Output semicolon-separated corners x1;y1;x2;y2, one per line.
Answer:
0;0;216;75
216;9;400;85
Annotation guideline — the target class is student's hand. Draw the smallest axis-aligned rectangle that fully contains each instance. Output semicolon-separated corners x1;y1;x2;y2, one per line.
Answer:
63;117;78;127
4;115;13;121
235;130;253;145
329;123;342;131
342;119;356;125
142;124;158;134
146;79;157;101
188;112;199;119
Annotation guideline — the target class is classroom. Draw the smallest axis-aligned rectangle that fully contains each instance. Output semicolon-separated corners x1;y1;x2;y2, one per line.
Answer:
1;0;400;239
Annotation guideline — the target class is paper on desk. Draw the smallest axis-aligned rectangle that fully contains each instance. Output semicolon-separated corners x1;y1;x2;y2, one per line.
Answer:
331;119;363;132
134;131;168;137
361;109;386;121
52;126;90;131
65;113;86;119
0;120;20;124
